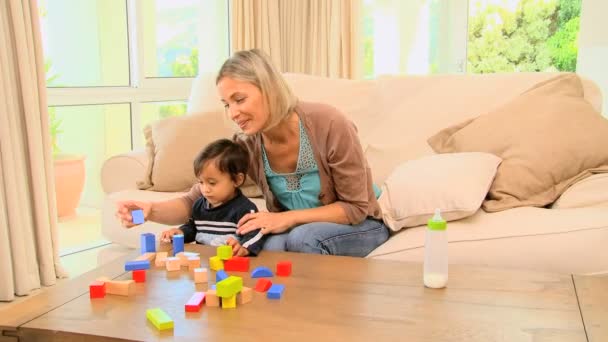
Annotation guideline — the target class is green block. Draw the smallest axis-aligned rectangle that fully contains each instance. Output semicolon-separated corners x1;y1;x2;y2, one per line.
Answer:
146;308;174;330
216;276;243;298
217;245;232;260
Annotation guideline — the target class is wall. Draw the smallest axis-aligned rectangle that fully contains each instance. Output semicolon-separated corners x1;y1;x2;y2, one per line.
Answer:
577;0;608;117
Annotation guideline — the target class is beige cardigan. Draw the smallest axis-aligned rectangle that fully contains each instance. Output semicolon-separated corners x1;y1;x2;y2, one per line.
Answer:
183;101;382;225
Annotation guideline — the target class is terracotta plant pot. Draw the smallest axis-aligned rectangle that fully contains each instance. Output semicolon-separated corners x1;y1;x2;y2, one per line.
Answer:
54;154;86;220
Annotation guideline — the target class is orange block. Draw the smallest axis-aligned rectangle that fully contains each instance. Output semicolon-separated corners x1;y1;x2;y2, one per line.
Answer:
206;289;220;307
237;286;253;304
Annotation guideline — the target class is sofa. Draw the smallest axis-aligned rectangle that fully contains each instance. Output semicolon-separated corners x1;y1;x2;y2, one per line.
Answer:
101;72;608;275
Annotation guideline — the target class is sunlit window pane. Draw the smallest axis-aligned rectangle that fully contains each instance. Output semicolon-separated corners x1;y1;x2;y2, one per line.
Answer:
140;100;188;144
467;0;581;73
39;0;129;87
143;0;200;78
50;104;131;215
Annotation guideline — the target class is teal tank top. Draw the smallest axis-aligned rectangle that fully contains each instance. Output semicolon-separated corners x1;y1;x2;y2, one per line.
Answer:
262;120;322;210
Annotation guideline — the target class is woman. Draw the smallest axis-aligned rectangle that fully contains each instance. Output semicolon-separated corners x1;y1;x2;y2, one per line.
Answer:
117;49;389;256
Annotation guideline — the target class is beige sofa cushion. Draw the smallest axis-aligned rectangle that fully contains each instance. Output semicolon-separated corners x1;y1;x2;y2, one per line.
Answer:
379;152;501;231
137;112;261;197
552;172;608;209
428;74;608;212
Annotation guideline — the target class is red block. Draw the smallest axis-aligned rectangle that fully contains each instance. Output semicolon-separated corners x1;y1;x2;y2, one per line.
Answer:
276;261;292;277
185;292;206;312
89;281;106;299
132;269;146;283
224;256;250;272
254;278;272;292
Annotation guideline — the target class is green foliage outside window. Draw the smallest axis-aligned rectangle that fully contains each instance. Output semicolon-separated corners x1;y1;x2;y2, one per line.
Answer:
157;48;198;116
468;0;581;73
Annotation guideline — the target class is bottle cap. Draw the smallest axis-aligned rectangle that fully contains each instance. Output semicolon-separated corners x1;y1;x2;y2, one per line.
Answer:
427;208;447;230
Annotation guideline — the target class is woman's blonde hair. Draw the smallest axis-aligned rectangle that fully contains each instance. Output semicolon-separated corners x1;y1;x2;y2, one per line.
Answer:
216;49;298;131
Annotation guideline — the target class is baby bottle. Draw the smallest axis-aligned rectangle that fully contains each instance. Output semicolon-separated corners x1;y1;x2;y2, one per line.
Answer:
424;208;448;288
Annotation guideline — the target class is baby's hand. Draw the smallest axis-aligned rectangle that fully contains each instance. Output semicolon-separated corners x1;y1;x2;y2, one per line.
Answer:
226;237;250;257
160;228;182;244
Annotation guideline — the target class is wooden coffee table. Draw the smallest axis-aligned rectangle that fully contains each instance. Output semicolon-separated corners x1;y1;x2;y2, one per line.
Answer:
0;244;589;341
573;274;608;342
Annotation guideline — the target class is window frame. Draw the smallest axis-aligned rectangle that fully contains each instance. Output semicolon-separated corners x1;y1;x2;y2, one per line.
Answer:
45;0;230;150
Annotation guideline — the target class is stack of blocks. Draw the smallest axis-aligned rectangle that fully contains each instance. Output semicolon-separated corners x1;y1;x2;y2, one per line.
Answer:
90;230;293;332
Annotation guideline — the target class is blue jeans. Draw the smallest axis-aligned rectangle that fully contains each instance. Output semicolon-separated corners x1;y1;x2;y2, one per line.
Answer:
262;219;390;257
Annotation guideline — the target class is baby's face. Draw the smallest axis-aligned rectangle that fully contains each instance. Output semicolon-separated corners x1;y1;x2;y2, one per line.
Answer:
197;160;238;207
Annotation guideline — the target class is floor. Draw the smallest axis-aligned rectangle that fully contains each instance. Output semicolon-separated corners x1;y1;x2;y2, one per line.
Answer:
58;206;108;256
0;206;134;311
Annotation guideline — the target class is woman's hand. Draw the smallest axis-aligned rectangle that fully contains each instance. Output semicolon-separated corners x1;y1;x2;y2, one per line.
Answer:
115;200;152;228
226;237;250;257
160;228;182;244
237;212;293;236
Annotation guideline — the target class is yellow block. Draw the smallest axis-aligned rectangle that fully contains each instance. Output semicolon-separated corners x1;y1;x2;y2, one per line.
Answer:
209;256;224;271
146;308;174;330
221;294;236;309
217;245;232;260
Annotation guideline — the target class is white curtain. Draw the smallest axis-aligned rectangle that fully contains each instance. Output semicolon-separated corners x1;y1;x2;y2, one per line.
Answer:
0;0;67;302
231;0;361;79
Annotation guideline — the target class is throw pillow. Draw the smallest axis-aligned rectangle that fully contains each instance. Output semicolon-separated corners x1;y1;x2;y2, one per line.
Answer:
379;152;502;231
137;112;262;197
428;73;608;212
551;172;608;209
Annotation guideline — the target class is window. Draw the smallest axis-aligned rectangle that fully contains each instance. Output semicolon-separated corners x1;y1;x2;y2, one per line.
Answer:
40;0;229;251
468;0;582;73
360;0;581;77
360;0;468;78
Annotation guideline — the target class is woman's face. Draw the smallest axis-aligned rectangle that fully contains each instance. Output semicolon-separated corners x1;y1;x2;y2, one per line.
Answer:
217;77;269;135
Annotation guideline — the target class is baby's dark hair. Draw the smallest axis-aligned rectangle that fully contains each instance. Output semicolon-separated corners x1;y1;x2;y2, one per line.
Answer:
193;138;249;186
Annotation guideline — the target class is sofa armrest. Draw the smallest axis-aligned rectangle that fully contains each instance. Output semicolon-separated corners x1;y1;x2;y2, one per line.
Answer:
101;150;149;194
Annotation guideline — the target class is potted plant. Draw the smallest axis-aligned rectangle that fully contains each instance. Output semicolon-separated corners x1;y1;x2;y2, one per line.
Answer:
49;107;86;220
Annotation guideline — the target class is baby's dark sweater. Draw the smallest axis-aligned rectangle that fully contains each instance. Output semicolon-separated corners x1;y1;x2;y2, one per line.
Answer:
179;189;265;255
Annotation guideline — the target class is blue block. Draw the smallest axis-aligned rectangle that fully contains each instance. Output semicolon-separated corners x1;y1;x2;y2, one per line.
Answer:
173;234;184;254
267;284;285;299
216;270;228;282
251;266;273;278
140;233;156;254
131;209;145;224
125;260;150;271
211;284;217;290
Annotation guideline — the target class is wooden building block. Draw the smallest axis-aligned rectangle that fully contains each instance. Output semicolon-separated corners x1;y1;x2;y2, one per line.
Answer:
135;252;156;262
139;232;155;253
165;257;181;272
125;260;150;271
155;252;168;268
276;260;292;276
193;268;208;284
251;266;273;278
89;281;106;299
254;278;272;292
216;245;232;260
97;277;135;296
132;210;145;225
172;234;184;254
216;270;229;283
185;292;206;312
146;308;173;330
224;256;250;272
132;270;146;283
188;256;201;271
221;294;236;309
209;256;223;271
217;276;243;298
205;290;220;307
267;284;285;299
237;287;253;305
